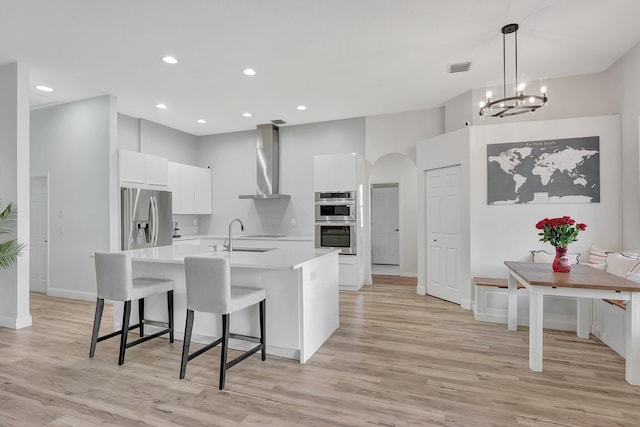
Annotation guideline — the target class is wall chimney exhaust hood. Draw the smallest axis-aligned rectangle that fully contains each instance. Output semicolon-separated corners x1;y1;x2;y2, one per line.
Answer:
239;123;291;200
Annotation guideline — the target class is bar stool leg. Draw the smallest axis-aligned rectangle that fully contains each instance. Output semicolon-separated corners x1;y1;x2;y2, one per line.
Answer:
260;300;266;361
168;290;174;343
89;298;104;358
219;314;230;390
138;298;145;337
180;309;194;379
119;301;132;365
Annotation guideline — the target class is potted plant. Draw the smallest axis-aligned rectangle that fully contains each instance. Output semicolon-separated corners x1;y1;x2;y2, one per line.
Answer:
535;216;587;272
0;200;25;270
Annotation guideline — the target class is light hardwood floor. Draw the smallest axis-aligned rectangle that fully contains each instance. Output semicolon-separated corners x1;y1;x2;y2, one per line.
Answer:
2;277;640;426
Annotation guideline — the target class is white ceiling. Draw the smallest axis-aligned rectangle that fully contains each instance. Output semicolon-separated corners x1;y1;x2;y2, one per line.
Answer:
1;0;640;136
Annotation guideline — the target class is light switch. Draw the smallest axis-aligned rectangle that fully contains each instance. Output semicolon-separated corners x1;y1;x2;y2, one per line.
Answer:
291;218;297;226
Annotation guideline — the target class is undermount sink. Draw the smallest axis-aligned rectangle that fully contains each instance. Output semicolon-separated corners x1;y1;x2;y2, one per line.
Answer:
231;247;275;252
210;245;275;253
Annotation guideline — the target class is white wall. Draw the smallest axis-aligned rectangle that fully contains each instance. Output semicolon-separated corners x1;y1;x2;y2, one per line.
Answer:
370;154;417;276
416;128;471;300
365;107;444;164
118;115;199;165
139;119;199;165
0;62;31;329
444;90;473;133
197;118;365;237
469;72;617;127
605;41;640;249
117;113;140;152
31;96;115;301
468;115;621;279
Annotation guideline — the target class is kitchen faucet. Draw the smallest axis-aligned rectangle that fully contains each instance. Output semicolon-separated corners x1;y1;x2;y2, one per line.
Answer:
225;218;245;252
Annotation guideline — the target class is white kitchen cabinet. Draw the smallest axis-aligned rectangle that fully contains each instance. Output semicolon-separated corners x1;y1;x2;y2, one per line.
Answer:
313;153;357;191
119;149;168;187
119;149;146;184
168;161;212;215
179;164;195;214
145;154;168;186
167;162;181;213
193;166;212;214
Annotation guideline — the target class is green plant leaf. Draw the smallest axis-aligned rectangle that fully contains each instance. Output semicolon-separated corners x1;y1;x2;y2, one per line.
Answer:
0;239;25;270
0;202;17;235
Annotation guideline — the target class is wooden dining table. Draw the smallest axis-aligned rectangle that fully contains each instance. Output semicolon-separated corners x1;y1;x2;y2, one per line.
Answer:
504;261;640;385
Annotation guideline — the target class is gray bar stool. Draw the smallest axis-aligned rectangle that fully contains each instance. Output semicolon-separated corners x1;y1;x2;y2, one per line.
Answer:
90;252;175;365
180;256;266;390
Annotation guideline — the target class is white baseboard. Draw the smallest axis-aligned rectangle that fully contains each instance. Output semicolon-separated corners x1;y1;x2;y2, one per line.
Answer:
460;298;472;311
339;282;364;292
47;287;96;302
0;314;32;329
416;285;426;295
473;311;576;332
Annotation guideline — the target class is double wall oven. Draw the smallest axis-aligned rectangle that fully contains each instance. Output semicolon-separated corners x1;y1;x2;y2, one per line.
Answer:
314;191;357;255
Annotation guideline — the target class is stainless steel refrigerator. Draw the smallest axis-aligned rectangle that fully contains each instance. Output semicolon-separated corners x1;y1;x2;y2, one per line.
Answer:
121;187;173;250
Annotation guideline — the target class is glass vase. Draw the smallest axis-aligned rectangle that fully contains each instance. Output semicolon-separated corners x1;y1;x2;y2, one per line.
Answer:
552;246;571;272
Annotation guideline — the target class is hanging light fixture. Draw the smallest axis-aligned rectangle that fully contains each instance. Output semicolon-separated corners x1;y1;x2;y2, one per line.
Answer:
479;23;547;117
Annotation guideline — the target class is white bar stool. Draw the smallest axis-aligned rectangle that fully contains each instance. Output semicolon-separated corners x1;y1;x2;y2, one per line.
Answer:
90;252;175;365
180;256;266;390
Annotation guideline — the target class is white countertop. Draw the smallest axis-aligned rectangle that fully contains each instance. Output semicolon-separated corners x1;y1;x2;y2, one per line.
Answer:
127;244;337;270
173;234;313;242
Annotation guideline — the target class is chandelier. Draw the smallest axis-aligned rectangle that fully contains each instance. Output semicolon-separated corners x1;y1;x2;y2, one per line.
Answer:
479;23;547;117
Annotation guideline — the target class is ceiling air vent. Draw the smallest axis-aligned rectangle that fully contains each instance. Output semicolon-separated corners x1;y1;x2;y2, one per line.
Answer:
448;62;472;74
271;119;286;125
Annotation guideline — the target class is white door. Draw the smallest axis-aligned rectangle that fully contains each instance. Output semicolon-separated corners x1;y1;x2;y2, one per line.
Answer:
426;166;460;303
371;185;399;265
30;176;49;293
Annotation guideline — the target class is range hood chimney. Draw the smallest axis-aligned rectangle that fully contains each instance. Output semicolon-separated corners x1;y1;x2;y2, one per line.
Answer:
239;123;291;200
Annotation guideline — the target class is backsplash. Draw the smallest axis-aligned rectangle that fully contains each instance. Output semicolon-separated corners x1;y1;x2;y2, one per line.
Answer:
172;215;199;237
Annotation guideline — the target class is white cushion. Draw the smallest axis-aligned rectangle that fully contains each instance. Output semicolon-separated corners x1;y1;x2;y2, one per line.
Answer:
583;262;607;271
131;277;175;300
589;244;609;265
531;250;580;264
606;252;640;278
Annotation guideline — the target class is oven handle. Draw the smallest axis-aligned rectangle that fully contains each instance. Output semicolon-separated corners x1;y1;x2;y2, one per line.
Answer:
315;221;356;226
315;199;355;205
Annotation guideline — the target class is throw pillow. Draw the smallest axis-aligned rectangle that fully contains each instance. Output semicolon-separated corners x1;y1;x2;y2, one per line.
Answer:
606;252;640;278
589;244;609;265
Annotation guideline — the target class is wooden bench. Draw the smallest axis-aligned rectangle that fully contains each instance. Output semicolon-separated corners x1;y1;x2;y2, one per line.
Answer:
603;299;627;310
473;277;524;289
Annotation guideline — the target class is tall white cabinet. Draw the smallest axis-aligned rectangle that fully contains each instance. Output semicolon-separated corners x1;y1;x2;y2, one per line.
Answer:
313;153;369;291
168;161;212;215
119;149;169;187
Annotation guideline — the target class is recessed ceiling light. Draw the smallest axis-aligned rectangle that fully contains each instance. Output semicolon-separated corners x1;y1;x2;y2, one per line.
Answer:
156;103;167;110
297;105;307;111
162;56;178;64
197;119;207;124
36;85;53;92
242;112;252;117
243;68;256;76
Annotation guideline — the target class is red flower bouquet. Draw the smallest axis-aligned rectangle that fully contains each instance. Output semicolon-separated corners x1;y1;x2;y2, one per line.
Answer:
535;216;587;249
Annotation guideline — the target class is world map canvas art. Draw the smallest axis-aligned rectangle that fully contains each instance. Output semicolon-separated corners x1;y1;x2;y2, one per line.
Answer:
487;136;600;205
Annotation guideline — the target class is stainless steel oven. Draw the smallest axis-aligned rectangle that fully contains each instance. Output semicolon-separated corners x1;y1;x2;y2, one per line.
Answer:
315;221;356;255
315;191;356;222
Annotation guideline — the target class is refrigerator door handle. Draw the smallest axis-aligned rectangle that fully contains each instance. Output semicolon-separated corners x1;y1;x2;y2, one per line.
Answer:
149;196;155;246
151;195;159;246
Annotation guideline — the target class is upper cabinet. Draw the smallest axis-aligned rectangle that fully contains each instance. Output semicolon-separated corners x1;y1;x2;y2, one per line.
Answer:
119;149;168;187
313;153;358;191
168;161;212;215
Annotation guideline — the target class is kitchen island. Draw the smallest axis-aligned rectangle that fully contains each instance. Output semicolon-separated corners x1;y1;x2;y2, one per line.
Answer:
118;244;339;363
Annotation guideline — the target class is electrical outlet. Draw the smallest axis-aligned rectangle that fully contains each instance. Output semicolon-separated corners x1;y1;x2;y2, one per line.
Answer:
291;218;297;226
